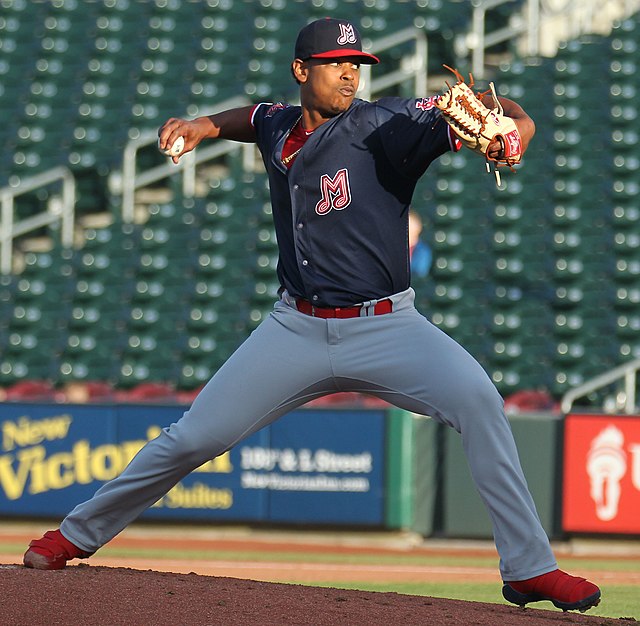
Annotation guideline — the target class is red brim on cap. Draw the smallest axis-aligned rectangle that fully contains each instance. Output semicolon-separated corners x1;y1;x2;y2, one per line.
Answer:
309;49;380;64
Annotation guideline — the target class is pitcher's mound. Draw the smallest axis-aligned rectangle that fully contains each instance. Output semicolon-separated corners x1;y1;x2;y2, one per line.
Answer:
1;564;613;626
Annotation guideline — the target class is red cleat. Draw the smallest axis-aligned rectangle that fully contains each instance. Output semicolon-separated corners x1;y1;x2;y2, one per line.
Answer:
503;569;601;612
23;529;92;570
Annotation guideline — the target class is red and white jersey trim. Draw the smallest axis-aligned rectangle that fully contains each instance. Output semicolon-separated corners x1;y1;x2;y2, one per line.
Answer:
249;102;270;126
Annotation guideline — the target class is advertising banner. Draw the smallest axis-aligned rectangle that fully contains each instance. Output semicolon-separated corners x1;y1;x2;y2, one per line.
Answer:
0;403;386;526
0;404;119;516
114;405;269;521
563;413;640;534
258;409;385;525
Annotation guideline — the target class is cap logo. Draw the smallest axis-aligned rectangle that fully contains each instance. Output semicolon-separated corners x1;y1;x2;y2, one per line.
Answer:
337;23;357;45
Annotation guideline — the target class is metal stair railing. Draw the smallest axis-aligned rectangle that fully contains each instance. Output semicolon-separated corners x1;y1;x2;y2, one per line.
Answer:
463;0;640;78
0;166;76;274
560;358;640;415
465;0;528;78
359;27;428;101
114;96;252;224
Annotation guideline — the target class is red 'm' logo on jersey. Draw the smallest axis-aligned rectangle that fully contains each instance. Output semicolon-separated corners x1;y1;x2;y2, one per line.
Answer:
315;168;351;215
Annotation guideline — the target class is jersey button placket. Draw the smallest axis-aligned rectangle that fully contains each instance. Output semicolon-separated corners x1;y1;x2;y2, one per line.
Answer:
292;179;315;300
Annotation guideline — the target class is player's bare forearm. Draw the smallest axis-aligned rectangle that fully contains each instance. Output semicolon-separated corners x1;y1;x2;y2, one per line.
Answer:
497;97;535;152
202;106;258;142
158;105;257;163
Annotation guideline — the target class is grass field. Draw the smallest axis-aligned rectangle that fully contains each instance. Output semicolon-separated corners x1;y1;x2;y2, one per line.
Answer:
320;581;639;620
2;523;638;620
94;546;638;619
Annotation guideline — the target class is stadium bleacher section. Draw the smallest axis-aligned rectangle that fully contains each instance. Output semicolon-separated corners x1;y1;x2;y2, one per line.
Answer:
0;1;638;404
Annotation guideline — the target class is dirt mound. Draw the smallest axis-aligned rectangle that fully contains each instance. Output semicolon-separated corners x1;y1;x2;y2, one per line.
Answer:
0;563;617;626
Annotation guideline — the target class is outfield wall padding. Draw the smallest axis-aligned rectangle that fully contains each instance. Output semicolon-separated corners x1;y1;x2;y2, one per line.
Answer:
438;414;561;539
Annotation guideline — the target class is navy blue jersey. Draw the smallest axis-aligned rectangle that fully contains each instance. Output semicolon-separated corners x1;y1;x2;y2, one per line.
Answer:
252;97;455;307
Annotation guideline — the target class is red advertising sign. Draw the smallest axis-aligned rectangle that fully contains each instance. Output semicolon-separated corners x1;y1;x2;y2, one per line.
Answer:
563;414;640;534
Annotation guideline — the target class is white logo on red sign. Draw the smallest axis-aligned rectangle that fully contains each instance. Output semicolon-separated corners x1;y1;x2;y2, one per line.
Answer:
586;425;627;521
337;24;357;45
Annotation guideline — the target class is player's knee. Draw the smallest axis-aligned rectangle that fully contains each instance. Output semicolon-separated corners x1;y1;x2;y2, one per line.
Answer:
455;369;504;418
159;420;226;467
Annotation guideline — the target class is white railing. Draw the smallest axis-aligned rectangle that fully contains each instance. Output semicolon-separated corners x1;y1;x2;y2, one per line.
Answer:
359;27;428;100
0;166;75;274
114;96;252;223
462;0;528;78
461;0;640;77
561;358;640;414
531;0;640;57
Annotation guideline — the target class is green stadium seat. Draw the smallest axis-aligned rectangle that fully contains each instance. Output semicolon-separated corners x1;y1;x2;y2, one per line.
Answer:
616;312;640;341
117;356;169;388
614;284;640;311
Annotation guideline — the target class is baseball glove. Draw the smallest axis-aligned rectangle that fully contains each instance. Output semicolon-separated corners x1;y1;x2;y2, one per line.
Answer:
435;66;523;183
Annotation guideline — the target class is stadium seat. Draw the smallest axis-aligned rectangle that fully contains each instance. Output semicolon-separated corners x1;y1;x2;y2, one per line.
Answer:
2;379;57;401
117;381;178;403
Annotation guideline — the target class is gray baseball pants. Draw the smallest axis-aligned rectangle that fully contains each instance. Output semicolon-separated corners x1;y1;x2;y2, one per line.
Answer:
61;288;557;581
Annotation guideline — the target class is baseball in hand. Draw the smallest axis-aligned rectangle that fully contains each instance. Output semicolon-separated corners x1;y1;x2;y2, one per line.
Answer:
158;135;185;157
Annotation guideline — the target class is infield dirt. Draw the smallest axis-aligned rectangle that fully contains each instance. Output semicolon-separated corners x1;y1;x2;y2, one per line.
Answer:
1;523;637;626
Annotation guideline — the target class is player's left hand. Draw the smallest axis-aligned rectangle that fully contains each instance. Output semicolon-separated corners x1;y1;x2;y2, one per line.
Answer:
487;134;513;163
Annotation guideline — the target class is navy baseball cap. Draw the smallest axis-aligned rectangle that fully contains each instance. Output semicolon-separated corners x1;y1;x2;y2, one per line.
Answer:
294;18;380;65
